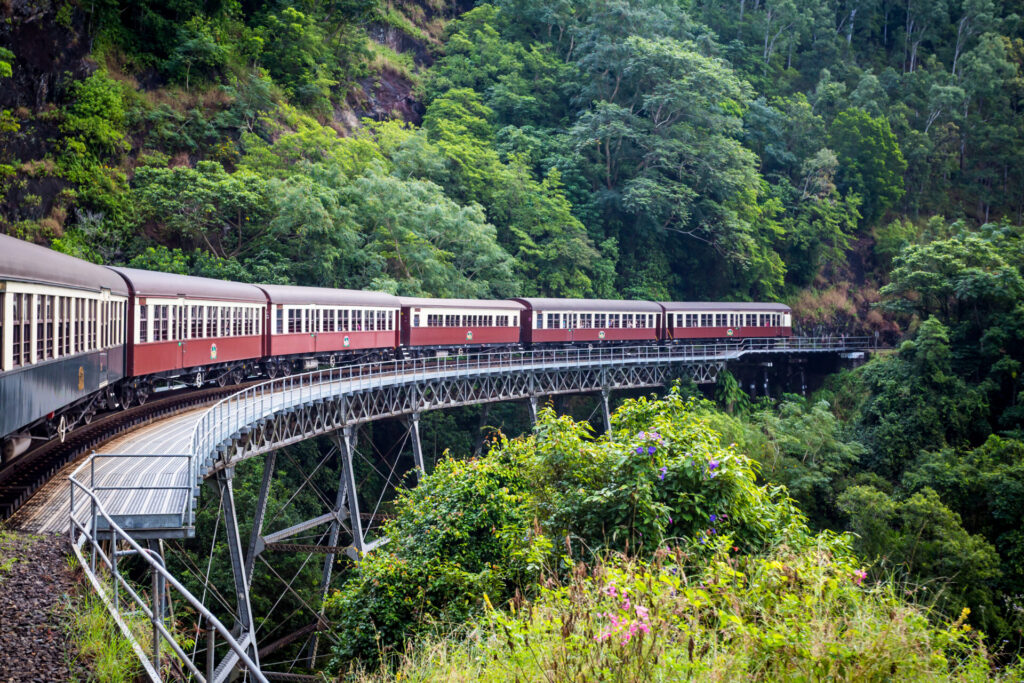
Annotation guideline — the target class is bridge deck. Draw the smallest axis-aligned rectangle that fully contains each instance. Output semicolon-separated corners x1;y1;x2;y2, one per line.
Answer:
11;407;203;535
9;339;870;538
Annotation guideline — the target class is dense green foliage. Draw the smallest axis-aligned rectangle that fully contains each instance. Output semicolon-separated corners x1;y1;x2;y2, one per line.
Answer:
4;0;1021;301
324;391;810;663
322;394;1021;679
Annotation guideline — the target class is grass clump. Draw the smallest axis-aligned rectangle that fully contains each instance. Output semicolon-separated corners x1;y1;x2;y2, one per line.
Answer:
64;577;143;683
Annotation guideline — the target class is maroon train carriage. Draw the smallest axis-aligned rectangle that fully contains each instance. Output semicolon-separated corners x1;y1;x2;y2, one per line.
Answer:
661;302;792;341
513;298;663;348
108;267;267;400
257;285;401;374
398;297;524;356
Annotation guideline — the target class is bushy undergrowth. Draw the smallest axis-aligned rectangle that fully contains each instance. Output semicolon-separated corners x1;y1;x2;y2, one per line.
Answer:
325;390;813;666
363;541;1022;682
324;391;1024;680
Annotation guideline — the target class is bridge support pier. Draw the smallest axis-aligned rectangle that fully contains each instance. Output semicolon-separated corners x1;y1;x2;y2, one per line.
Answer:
245;451;276;585
214;466;260;679
406;413;425;477
600;388;613;437
528;396;539;425
330;426;364;555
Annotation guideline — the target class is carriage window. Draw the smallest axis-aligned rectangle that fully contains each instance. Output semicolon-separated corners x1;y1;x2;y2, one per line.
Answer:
287;309;300;334
137;303;147;343
231;308;240;336
12;294;22;366
744;314;755;326
154;305;168;342
715;314;727;327
191;306;203;338
57;296;67;356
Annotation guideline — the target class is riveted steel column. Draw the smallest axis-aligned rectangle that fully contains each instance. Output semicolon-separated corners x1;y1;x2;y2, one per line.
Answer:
330;426;363;555
310;441;354;667
407;412;425;475
215;466;259;671
245;451;276;585
600;388;613;437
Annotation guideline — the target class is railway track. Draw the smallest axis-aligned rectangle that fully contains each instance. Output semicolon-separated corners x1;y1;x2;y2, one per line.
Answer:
0;382;257;521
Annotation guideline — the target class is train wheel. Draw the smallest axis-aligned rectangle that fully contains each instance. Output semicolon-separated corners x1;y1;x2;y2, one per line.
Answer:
194;370;204;388
232;368;245;384
58;414;69;443
81;408;94;425
217;372;229;387
265;362;278;379
136;386;149;405
120;385;135;409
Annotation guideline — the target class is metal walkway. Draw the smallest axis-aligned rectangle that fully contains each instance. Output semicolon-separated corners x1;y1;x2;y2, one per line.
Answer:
14;336;870;682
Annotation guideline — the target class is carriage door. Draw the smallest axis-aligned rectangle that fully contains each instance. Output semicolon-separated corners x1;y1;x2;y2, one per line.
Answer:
569;313;578;342
175;301;186;370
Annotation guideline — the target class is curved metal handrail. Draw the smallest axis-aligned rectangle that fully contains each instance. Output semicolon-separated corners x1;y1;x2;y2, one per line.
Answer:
188;336;872;488
68;458;268;683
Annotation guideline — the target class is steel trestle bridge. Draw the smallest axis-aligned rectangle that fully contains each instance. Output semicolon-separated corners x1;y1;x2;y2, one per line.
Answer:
41;336;869;681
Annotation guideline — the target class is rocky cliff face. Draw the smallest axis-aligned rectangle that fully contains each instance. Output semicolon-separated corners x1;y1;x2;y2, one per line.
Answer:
0;0;97;234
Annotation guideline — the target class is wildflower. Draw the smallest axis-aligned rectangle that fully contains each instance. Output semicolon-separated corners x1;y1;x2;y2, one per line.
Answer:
635;446;644;455
668;515;673;524
659;466;667;481
708;459;720;470
853;569;867;586
732;546;739;552
710;513;717;522
648;445;656;454
709;528;716;535
602;584;618;598
635;605;649;619
710;472;718;479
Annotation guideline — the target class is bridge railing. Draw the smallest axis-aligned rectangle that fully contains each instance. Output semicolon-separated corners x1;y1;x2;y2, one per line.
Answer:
188;336;871;486
68;457;267;683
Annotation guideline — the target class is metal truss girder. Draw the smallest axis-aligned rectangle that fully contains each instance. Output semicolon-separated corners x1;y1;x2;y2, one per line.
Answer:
214;364;678;468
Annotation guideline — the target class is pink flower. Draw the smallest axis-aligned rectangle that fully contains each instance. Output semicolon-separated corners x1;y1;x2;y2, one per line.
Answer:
853;569;867;586
634;605;649;619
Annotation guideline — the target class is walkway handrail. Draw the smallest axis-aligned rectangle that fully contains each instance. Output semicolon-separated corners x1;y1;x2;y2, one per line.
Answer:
188;336;872;485
69;457;268;683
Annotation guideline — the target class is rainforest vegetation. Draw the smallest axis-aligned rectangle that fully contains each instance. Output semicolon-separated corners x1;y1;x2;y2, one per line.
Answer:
2;0;1024;677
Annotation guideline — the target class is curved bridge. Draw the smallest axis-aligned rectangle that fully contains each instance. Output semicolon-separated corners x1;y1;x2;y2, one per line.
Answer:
46;336;868;681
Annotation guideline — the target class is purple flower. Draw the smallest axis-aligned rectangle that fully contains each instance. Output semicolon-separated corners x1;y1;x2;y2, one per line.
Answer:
709;528;717;535
668;515;673;524
635;446;644;455
710;514;717;522
710;472;718;479
659;466;667;481
708;459;720;470
648;445;656;454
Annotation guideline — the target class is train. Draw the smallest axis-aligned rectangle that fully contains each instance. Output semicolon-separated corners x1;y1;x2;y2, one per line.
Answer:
0;233;791;464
